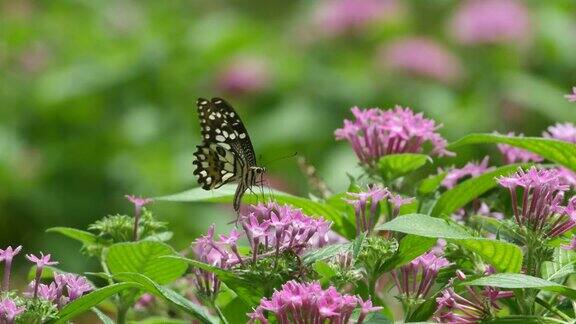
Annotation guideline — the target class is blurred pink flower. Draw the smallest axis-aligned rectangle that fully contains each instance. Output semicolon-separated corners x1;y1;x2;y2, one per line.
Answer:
544;122;576;143
562;236;576;251
565;87;576;102
378;37;462;83
496;132;543;164
217;57;271;96
442;156;493;189
312;0;400;37
450;0;532;45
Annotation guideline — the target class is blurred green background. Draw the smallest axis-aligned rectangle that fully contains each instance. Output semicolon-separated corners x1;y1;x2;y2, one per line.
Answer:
1;0;575;274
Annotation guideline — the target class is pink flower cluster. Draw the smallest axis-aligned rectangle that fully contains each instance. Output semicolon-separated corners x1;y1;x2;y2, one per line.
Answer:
312;0;399;37
496;132;543;165
450;0;531;45
248;281;381;324
335;106;453;166
26;273;93;308
345;185;414;234
435;270;513;323
192;203;330;297
391;252;450;299
216;57;271;96
0;298;24;324
544;122;576;143
379;37;462;84
565;87;576;102
498;167;576;238
442;156;493;189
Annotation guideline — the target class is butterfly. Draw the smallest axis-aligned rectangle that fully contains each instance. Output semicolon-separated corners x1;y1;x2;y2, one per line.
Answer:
192;97;266;214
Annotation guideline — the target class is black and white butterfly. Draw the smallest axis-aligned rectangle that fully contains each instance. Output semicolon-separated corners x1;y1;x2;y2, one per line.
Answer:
192;97;265;213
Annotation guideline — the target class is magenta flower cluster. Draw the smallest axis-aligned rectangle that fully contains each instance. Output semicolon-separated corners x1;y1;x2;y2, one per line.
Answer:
442;156;493;189
498;167;576;238
0;247;92;323
26;273;93;308
192;203;330;297
435;270;513;323
391;252;450;300
248;281;381;324
496;132;543;165
335;106;453;167
345;185;414;234
0;298;25;324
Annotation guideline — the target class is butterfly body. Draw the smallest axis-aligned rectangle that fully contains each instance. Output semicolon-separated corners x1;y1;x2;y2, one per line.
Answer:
192;97;265;212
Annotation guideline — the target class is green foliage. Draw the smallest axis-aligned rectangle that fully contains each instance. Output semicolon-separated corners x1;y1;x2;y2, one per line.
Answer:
89;209;167;243
105;241;187;285
50;283;142;324
430;164;527;218
378;214;523;272
464;273;576;300
449;134;576;172
541;248;576;283
377;153;430;181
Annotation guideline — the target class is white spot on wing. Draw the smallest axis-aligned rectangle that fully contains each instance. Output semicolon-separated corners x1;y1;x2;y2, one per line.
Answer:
200;170;207;177
222;173;233;181
239;133;246;139
215;135;226;142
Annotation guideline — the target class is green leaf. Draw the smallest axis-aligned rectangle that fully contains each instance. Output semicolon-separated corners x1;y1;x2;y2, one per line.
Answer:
378;214;523;273
431;164;526;218
92;308;114;324
314;260;336;284
128;318;190;324
302;243;351;265
113;272;216;324
418;172;447;196
465;273;576;300
541;248;576;283
105;241;187;284
469;215;522;242
142;231;173;242
47;227;98;246
449;134;576;172
486;315;559;323
162;255;265;306
52;282;141;324
155;185;355;239
377;153;430;181
380;235;437;272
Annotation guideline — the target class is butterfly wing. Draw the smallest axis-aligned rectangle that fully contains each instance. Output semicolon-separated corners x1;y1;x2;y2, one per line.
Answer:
196;97;257;167
192;143;239;190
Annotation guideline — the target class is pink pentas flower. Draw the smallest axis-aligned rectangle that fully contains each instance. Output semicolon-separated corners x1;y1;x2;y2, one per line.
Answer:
248;281;380;324
442;156;493;189
216;57;271;96
435;270;513;323
0;298;25;324
565;87;576;102
0;245;22;292
495;132;543;164
497;167;575;238
311;0;400;37
544;122;576;143
378;37;463;83
135;293;155;310
391;251;450;300
450;0;531;45
54;273;93;301
345;185;390;234
125;195;154;208
335;106;454;167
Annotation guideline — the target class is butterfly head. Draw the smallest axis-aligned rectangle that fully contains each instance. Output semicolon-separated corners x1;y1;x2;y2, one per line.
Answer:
251;166;266;174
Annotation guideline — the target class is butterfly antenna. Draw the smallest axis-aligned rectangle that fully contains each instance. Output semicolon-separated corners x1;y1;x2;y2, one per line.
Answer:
261;152;298;166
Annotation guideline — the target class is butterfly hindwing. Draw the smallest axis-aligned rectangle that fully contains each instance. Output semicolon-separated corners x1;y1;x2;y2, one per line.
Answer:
192;143;238;190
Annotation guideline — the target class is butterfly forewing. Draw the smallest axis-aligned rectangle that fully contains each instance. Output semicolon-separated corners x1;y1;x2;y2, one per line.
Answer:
193;97;261;205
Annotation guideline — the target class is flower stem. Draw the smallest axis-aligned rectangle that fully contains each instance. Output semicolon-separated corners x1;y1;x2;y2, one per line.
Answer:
2;259;12;291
